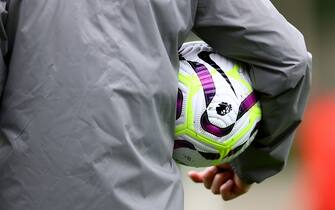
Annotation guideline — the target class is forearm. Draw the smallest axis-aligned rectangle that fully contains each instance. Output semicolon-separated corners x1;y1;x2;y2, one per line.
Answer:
193;0;312;183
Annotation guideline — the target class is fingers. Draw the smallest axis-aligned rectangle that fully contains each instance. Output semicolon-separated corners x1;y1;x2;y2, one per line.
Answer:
220;174;251;201
220;179;235;201
188;171;204;183
188;164;252;201
211;171;233;194
203;166;218;189
188;166;218;186
188;165;234;194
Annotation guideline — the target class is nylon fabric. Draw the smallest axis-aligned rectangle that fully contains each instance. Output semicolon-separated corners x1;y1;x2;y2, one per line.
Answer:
0;0;310;209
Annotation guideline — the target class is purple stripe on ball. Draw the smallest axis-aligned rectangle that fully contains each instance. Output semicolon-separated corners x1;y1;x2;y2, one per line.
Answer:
176;89;183;119
200;112;235;137
191;62;216;106
237;91;258;120
174;140;196;150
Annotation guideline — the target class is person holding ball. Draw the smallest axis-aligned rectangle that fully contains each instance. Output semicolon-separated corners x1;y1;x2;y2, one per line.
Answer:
0;0;310;209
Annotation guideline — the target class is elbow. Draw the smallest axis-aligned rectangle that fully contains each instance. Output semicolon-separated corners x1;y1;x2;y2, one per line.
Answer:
268;29;312;96
284;31;312;90
286;52;311;90
251;29;312;97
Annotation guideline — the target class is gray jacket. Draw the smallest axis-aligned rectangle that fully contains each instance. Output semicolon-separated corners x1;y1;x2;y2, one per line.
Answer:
0;0;311;210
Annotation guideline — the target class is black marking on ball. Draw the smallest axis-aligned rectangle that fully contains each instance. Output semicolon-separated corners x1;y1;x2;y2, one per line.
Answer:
216;102;232;116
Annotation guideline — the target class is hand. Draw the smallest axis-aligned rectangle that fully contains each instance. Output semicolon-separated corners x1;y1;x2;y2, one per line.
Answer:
188;163;252;201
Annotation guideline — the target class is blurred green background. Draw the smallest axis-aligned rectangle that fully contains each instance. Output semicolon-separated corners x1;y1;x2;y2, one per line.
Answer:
182;0;335;210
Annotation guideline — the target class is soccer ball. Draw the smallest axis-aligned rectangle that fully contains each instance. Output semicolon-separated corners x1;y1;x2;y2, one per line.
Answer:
173;41;262;167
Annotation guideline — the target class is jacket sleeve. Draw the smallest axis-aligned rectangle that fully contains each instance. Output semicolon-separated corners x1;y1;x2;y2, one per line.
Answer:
193;0;312;183
0;0;11;166
0;1;7;99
